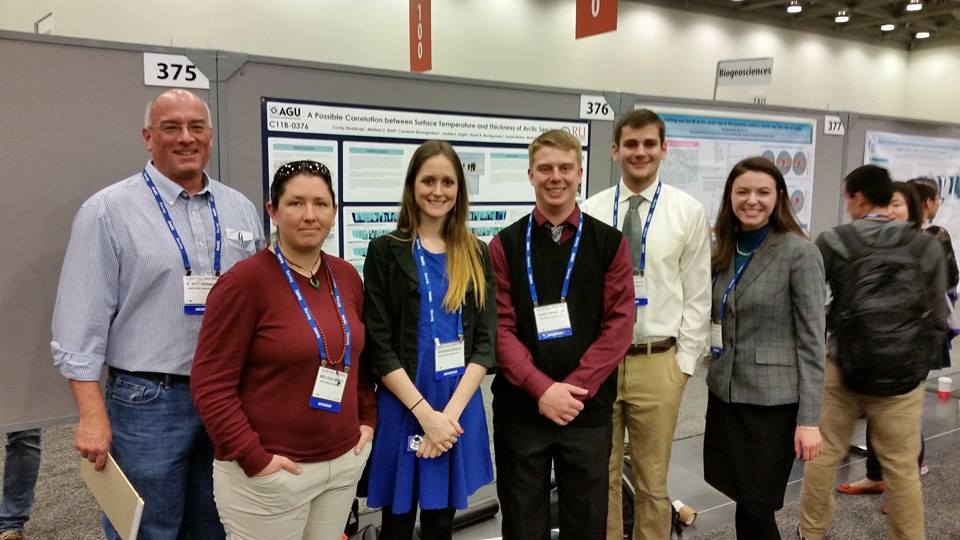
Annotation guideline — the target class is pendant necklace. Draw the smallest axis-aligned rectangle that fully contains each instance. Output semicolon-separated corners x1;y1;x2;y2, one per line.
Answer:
735;242;755;256
285;250;323;289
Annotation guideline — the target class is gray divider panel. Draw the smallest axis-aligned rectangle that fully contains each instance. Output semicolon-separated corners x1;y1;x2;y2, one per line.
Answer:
0;32;213;431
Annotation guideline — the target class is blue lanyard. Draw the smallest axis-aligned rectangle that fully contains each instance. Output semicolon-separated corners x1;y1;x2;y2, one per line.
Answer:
717;228;769;321
273;242;352;370
413;236;463;344
613;181;662;274
525;210;584;306
142;170;222;276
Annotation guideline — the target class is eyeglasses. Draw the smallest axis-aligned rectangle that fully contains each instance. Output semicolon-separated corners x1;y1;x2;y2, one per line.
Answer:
153;122;211;136
274;160;332;183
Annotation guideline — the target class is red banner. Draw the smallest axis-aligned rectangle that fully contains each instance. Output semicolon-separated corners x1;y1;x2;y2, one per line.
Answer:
410;0;432;72
576;0;618;39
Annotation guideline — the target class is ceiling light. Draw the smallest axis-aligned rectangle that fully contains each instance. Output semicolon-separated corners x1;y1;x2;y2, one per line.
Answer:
906;0;923;12
915;31;930;38
835;9;850;23
881;23;896;31
787;0;802;13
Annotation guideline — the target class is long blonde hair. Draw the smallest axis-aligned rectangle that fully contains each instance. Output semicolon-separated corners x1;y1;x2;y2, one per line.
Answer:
397;141;486;311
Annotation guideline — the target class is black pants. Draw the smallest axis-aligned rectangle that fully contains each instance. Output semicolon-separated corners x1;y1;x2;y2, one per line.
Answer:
493;417;612;540
734;504;780;540
379;506;456;540
864;424;925;481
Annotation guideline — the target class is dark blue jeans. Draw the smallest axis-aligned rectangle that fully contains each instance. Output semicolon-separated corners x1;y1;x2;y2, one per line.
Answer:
104;372;224;540
0;429;41;531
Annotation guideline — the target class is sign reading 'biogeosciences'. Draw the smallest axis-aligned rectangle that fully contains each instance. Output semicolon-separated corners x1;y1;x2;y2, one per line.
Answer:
715;58;774;87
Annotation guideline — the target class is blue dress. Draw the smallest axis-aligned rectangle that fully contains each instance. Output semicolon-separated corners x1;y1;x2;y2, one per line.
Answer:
366;249;494;514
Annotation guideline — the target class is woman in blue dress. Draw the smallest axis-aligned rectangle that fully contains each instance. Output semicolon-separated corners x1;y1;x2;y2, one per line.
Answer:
363;140;495;540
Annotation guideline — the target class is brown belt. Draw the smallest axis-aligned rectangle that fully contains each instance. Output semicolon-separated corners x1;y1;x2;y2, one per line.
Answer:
627;337;676;356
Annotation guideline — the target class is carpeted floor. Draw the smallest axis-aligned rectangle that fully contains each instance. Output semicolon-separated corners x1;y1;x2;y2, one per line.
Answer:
686;440;960;539
5;364;958;539
6;424;960;539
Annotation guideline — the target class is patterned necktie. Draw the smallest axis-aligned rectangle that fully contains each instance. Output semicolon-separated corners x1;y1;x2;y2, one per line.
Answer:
551;224;565;244
622;195;644;272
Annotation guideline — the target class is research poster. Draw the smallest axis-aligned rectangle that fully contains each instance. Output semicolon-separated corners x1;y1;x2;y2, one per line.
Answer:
262;98;590;269
642;107;817;228
864;130;960;257
341;205;534;273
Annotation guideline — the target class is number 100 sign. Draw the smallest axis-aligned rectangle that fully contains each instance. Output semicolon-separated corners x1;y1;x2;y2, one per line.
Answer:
143;53;210;89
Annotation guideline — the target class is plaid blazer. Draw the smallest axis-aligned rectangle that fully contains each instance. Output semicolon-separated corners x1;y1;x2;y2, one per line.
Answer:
707;230;826;425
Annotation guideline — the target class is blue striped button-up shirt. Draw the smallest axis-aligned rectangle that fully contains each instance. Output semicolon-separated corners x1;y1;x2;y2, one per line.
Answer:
51;162;265;380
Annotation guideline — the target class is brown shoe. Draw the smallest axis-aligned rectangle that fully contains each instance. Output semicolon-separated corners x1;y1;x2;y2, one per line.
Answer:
0;530;25;540
836;481;885;494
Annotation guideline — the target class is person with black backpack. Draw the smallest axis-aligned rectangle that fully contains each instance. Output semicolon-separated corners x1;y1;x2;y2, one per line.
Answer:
797;165;947;540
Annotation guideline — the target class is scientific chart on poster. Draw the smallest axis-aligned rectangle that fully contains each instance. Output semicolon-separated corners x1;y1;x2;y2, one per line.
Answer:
262;99;590;269
341;205;534;272
864;130;960;257
644;107;817;228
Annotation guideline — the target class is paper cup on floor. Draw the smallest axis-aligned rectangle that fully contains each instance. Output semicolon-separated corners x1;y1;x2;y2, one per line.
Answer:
938;376;952;399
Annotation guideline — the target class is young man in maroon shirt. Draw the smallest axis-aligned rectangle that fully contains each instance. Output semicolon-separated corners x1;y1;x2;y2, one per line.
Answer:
488;129;635;539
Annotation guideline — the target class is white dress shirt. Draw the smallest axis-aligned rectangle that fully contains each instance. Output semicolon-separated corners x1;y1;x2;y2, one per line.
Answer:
580;177;711;375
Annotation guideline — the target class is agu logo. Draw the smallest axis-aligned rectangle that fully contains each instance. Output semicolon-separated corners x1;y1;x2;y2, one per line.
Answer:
270;105;302;118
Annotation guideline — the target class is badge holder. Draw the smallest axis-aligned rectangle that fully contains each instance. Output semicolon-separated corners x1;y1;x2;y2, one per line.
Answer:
534;302;573;341
435;339;466;380
634;272;648;307
183;275;219;315
710;322;723;357
309;366;347;412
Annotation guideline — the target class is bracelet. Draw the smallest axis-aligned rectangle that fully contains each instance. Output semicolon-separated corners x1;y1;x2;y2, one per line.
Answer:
798;425;819;431
409;397;425;412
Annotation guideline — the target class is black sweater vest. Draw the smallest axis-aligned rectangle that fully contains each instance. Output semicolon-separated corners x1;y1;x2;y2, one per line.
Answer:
492;212;623;427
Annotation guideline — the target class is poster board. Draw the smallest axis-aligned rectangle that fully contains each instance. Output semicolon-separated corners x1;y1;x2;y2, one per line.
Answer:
260;98;590;271
863;130;960;256
642;106;817;229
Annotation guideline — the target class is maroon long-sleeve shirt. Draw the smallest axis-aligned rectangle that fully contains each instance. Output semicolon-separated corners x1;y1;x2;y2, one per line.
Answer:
488;206;635;402
191;249;376;477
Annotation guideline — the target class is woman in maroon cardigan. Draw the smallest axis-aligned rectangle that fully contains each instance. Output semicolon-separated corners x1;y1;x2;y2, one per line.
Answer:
191;160;376;540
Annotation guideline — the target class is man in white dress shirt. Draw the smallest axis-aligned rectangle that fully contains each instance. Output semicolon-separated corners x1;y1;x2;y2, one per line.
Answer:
580;108;711;540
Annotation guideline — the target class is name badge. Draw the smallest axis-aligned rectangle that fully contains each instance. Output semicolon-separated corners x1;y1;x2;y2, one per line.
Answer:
435;340;466;380
534;302;573;341
183;275;218;315
710;322;723;357
309;366;347;412
634;274;648;306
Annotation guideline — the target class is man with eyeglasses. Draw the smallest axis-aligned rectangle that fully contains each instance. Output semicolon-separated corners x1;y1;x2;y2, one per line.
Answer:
51;89;263;539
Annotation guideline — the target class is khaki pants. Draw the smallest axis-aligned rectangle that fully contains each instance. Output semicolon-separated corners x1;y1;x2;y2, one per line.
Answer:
607;347;687;540
799;360;925;540
212;444;370;540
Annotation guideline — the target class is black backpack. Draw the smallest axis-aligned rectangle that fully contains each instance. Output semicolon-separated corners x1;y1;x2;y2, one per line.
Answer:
832;224;933;396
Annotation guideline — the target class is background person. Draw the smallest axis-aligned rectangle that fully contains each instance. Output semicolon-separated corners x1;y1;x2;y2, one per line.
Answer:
0;429;41;540
703;157;825;540
910;176;959;369
191;160;376;540
51;89;263;539
363;141;495;540
835;181;928;507
799;165;946;540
